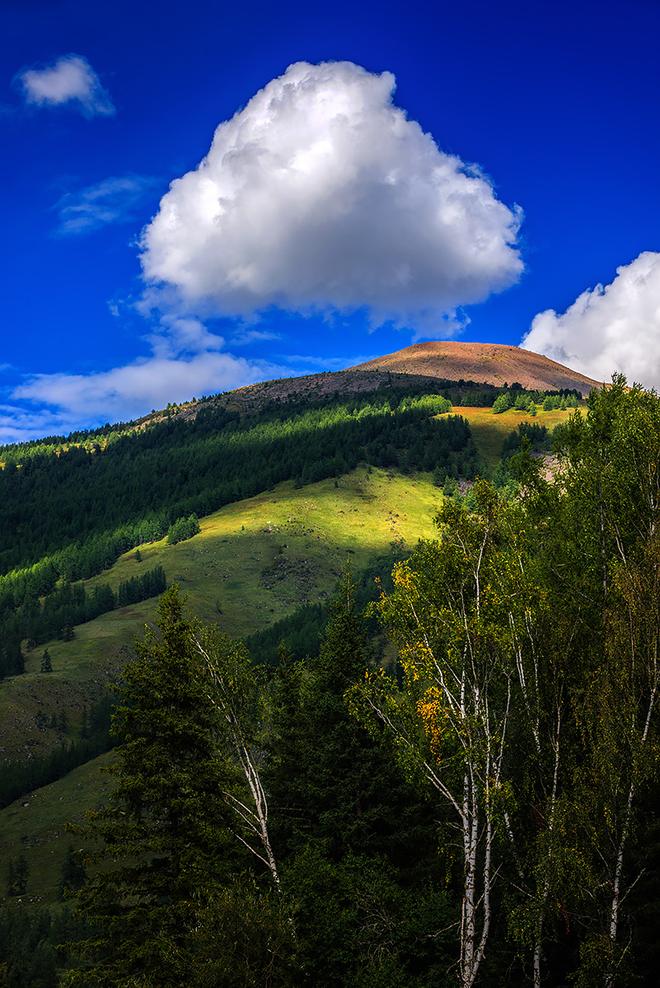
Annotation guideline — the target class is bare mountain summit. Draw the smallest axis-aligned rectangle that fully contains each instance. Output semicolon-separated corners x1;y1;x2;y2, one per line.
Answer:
353;341;600;395
146;341;600;427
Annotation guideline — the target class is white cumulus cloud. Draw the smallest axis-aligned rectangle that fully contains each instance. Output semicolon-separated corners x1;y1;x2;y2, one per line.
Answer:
522;251;660;389
4;317;289;441
16;54;115;117
141;61;523;335
11;352;278;426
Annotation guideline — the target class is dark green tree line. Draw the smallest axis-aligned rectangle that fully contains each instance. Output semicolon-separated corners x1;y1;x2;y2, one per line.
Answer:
0;393;472;577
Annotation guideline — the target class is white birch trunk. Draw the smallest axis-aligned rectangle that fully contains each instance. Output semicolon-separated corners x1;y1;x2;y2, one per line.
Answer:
193;635;281;891
603;680;657;988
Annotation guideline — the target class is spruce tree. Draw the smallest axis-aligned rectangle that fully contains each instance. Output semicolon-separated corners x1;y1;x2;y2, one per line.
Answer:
267;572;450;984
64;586;236;987
40;649;52;673
59;845;86;900
270;571;436;864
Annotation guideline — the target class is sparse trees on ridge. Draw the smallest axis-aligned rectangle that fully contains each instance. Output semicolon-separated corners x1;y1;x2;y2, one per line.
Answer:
167;513;201;545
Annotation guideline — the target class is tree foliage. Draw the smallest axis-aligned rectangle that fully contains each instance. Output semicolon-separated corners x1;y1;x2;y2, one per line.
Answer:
350;377;660;986
63;587;237;986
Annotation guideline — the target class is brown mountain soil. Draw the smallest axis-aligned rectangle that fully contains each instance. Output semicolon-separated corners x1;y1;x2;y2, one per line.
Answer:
353;341;600;395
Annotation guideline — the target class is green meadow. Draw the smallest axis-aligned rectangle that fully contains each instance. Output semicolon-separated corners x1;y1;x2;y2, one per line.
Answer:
0;753;113;902
442;404;579;470
0;467;443;763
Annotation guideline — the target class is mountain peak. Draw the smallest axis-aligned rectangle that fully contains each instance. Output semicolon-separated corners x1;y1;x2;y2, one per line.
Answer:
352;341;600;395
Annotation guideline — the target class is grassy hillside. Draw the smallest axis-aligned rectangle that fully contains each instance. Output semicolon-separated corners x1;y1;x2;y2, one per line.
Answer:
0;752;113;902
0;407;579;765
0;467;442;763
0;466;444;903
442;404;579;471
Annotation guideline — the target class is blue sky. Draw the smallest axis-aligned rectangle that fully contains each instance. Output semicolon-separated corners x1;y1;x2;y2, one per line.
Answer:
1;0;659;441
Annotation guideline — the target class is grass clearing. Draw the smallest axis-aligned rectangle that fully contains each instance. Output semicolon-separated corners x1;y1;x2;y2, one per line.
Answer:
0;752;114;902
443;405;581;471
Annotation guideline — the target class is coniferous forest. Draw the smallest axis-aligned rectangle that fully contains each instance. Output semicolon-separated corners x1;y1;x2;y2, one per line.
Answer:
0;378;659;987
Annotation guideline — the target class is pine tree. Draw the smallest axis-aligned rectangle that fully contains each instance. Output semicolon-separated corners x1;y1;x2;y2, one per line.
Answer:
269;572;440;863
64;587;236;987
6;853;28;896
40;649;52;673
268;571;377;858
59;845;86;900
267;572;450;983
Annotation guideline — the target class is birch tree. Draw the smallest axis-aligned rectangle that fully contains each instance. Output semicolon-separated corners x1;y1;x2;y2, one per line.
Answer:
349;482;526;988
192;627;282;890
499;533;567;986
552;377;660;987
572;538;660;987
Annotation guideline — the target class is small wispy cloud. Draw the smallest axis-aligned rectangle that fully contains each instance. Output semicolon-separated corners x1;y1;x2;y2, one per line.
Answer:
0;402;79;446
53;175;157;236
283;353;376;372
15;54;115;118
7;351;287;440
230;328;282;346
147;316;226;358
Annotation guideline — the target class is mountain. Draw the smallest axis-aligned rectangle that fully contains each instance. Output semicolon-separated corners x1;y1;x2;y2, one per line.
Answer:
163;342;594;422
353;341;600;395
195;341;597;417
2;342;628;986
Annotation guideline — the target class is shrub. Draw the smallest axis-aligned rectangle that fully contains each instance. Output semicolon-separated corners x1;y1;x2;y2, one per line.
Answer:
166;514;201;545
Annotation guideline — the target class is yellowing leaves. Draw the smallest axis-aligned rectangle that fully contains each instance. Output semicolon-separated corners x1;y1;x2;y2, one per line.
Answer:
399;640;436;683
416;686;449;761
391;563;417;592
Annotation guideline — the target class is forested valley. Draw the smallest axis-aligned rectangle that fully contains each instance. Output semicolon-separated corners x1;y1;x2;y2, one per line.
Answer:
0;378;658;987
